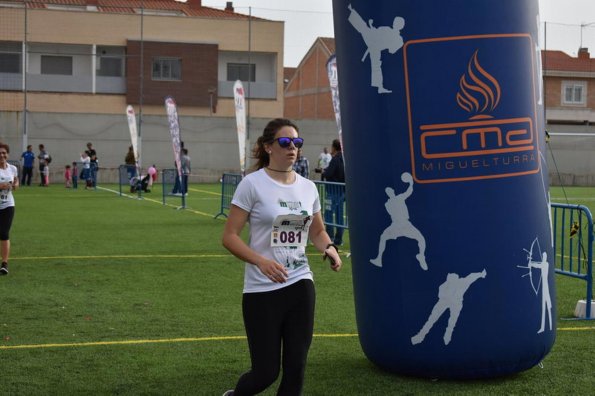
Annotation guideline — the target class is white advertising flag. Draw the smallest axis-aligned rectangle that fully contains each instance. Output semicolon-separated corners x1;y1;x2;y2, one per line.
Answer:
327;55;344;156
126;105;140;168
164;96;183;180
233;80;247;175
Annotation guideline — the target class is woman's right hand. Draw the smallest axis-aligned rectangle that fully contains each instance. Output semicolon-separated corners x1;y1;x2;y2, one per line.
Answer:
257;259;288;283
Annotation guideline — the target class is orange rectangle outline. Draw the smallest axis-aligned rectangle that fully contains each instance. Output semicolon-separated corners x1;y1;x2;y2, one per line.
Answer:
403;33;541;184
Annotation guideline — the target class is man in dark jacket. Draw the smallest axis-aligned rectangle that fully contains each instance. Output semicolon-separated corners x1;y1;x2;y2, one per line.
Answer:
322;139;345;245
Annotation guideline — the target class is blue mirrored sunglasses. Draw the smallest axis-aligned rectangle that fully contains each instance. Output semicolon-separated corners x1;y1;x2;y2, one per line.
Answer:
275;137;304;148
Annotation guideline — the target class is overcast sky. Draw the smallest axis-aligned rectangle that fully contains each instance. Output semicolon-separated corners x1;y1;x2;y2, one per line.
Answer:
202;0;595;67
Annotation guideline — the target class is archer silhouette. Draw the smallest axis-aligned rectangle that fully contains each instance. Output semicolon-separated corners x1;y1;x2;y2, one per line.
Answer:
519;244;553;334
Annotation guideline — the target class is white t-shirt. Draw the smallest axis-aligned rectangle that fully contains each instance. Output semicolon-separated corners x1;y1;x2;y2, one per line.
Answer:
318;152;332;169
0;164;18;209
231;168;321;293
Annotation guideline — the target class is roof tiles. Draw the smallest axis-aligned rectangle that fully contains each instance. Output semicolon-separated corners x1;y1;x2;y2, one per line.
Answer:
12;0;259;20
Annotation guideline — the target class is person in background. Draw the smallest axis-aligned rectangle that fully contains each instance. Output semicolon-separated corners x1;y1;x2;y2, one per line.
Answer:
147;164;157;188
89;153;98;188
292;147;309;178
181;148;191;195
64;164;72;188
20;145;35;186
322;139;346;246
85;142;97;159
85;143;98;188
124;145;136;180
222;118;342;396
71;161;78;189
42;159;50;186
316;147;332;176
37;144;49;186
80;152;91;189
0;143;19;275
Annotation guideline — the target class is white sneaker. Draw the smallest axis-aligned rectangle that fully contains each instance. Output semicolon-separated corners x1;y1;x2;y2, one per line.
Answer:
222;391;234;396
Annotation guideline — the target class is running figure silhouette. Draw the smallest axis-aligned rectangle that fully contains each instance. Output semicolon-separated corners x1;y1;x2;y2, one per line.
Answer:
370;172;427;270
411;269;487;346
347;3;405;94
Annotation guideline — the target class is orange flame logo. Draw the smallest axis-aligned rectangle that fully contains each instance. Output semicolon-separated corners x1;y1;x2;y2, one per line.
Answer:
456;50;501;119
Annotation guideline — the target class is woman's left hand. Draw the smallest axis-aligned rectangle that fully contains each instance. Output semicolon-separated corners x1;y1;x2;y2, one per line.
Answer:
324;246;342;272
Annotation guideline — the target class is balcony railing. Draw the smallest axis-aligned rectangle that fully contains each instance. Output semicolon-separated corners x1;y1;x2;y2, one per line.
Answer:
0;73;275;99
218;80;276;99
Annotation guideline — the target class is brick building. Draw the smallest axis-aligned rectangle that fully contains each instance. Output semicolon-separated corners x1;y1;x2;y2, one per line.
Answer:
543;48;595;127
284;37;335;120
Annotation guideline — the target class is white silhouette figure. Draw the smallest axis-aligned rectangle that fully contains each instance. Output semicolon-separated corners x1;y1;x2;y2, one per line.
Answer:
370;172;427;270
411;269;487;346
348;4;405;94
528;252;553;334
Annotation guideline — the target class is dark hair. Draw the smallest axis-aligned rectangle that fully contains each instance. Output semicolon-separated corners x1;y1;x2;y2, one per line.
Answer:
332;139;341;152
0;143;10;153
252;118;299;170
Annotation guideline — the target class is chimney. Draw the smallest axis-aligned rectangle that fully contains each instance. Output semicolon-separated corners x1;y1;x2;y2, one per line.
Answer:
578;47;590;59
187;0;202;9
225;2;234;12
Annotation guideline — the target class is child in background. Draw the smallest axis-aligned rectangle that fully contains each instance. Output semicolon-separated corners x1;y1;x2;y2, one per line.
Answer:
71;162;78;189
64;165;72;188
147;164;157;188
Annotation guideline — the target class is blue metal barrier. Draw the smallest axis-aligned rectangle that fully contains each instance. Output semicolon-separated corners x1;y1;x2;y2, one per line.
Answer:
314;181;349;229
552;202;594;319
118;164;131;196
162;168;186;208
215;176;351;227
215;173;242;218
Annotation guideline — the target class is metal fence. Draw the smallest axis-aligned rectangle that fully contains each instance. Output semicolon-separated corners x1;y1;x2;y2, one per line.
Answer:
161;168;186;208
214;173;242;219
214;173;349;231
552;202;594;319
314;180;348;230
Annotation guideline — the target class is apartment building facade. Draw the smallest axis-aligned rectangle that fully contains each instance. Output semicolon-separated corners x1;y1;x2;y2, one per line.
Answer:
0;0;285;177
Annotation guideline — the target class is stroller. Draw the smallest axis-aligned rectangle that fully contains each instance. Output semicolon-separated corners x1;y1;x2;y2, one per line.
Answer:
130;174;151;193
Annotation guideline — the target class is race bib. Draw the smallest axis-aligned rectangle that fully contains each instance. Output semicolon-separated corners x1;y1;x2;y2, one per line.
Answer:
0;175;11;203
271;214;313;247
